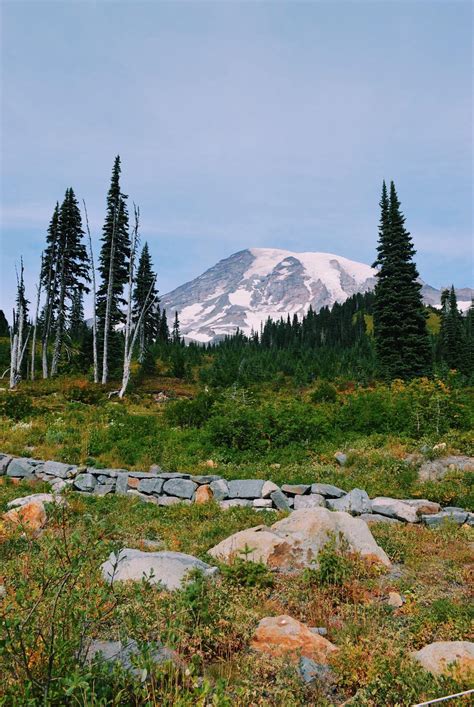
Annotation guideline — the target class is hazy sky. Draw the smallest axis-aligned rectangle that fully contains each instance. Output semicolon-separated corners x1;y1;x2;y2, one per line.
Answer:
1;0;472;316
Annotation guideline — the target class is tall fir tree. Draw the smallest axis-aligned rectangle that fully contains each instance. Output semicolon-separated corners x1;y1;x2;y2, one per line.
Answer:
440;286;470;374
69;289;85;342
50;188;90;375
172;311;181;343
40;202;60;376
132;242;159;360
372;181;431;379
97;156;131;381
158;309;170;342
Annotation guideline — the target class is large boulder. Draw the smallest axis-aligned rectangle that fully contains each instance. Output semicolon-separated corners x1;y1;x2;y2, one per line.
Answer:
327;488;371;515
7;458;35;478
101;548;218;590
371;497;419;523
208;507;391;569
310;483;345;498
418;456;474;482
7;493;65;509
74;473;97;492
422;509;468;527
41;460;75;479
411;641;474;677
162;478;197;499
209;478;229;501
2;500;47;535
251;615;338;663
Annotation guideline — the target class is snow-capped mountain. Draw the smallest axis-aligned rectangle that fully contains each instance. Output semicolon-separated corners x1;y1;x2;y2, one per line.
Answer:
161;248;472;343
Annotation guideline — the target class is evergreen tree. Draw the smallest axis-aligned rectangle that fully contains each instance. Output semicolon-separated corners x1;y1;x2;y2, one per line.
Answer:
172;311;181;343
158;309;170;342
51;188;90;374
0;310;9;337
69;289;85;342
440;286;470;373
97;156;131;381
40;203;61;376
373;181;431;379
132;242;159;360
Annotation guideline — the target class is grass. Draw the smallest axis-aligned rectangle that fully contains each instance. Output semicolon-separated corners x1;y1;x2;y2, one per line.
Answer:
0;476;472;705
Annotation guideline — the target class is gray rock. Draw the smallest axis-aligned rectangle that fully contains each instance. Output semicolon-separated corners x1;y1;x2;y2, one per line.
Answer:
270;489;291;511
228;479;265;499
418;455;474;481
7;493;65;509
327;488;371;515
138;478;164;495
465;513;474;526
128;471;157;479
261;480;280;498
360;513;401;525
155;495;191;506
210;478;229;501
50;478;68;493
281;484;310;496
7;458;35;478
334;452;348;466
371;497;419;523
310;483;345;498
158;472;192;479
309;627;328;636
422;510;468;527
101;548;218;589
162;478;197;499
89;468;119;478
191;475;221;484
149;464;163;474
74;473;97;492
115;473;129;495
299;657;333;684
42;460;75;479
253;498;273;508
0;454;12;474
97;474;115;484
294;494;325;510
86;639;178;677
219;498;252;509
127;490;159;504
94;483;115;496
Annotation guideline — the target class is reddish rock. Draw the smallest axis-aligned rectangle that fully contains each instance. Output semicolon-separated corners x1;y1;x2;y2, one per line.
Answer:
251;615;338;663
194;485;213;504
412;641;474;677
3;500;47;535
127;477;140;489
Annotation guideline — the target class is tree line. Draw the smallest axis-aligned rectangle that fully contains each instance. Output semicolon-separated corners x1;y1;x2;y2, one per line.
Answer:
2;165;472;391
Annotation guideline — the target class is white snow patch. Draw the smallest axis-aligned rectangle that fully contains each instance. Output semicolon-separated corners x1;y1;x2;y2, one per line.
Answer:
229;288;252;307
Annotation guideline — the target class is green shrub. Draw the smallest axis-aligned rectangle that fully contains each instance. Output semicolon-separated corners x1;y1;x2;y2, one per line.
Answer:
303;535;354;586
61;379;103;405
310;380;338;403
221;547;274;588
164;392;217;428
1;392;34;420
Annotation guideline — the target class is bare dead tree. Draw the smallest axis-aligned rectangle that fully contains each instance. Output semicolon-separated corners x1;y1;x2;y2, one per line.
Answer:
121;204;140;384
31;253;43;381
82;200;98;383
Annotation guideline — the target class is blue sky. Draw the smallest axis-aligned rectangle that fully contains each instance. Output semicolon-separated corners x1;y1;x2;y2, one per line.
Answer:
1;0;472;316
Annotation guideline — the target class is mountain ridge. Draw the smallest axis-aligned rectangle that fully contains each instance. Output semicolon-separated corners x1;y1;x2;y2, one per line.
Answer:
160;248;472;342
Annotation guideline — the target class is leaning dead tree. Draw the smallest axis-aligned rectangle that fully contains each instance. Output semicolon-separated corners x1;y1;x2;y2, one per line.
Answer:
9;260;30;389
83;200;98;383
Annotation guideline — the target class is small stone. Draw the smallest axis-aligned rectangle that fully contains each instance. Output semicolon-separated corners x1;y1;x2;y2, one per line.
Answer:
310;483;345;498
219;499;252;509
191;475;221;484
204;459;218;468
270;490;291;511
309;627;328;636
85;639;179;677
371;497;419;523
360;513;401;525
403;499;441;516
138;478;164;495
42;460;75;479
210;478;229;501
194;485;214;504
94;483;115;496
261;480;280;498
155;495;182;506
294;494;325;510
127;477;140;489
158;472;192;479
387;591;404;608
327;488;371;515
0;455;12;474
334;452;348;466
299;656;333;684
149;464;163;474
127;490;159;504
162;478;197;499
115;474;129;495
74;473;97;492
7;458;35;478
228;479;265;499
253;498;273;508
423;510;468;527
281;484;310;496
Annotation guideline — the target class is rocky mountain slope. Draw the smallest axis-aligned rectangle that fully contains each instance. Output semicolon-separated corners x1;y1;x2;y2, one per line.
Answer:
161;248;472;342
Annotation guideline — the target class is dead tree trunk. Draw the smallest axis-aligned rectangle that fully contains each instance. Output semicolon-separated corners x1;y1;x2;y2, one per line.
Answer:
83;200;98;383
101;208;119;385
31;254;43;381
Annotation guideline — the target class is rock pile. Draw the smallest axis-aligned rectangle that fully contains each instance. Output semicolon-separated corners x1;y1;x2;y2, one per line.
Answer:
1;452;473;528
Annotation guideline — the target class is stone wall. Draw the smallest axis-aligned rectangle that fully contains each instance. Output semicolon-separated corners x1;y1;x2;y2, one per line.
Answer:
1;452;472;528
